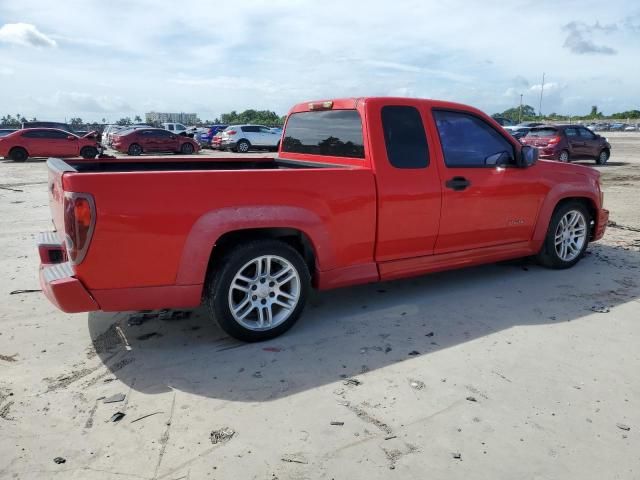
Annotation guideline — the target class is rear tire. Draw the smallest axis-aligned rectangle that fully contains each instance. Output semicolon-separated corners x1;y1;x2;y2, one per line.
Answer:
180;142;194;154
596;149;609;165
128;143;142;156
80;146;98;159
8;147;28;162
205;240;310;342
558;150;570;163
536;201;590;269
236;139;250;153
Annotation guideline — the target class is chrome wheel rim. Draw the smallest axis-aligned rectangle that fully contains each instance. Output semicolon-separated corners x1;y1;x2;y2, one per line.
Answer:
183;144;193;154
228;255;300;331
559;151;569;162
238;142;249;152
554;210;587;262
599;151;608;163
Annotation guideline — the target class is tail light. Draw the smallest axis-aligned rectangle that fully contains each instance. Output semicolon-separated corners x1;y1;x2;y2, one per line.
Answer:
63;192;96;264
226;130;236;135
547;136;561;145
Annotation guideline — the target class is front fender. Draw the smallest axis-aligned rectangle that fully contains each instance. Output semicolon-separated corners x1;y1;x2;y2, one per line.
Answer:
531;180;599;249
175;205;333;285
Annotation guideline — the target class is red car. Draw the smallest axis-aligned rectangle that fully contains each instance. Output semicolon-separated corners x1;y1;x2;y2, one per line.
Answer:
111;127;200;156
38;97;608;342
0;128;99;162
520;125;612;164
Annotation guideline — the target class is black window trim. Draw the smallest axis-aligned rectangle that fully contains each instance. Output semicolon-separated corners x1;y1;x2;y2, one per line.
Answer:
432;107;520;169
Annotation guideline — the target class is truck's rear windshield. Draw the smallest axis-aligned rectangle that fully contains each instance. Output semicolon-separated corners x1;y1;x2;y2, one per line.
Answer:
282;110;365;159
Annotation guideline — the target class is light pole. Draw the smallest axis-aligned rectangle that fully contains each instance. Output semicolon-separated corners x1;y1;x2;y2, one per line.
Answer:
519;94;523;124
539;72;545;118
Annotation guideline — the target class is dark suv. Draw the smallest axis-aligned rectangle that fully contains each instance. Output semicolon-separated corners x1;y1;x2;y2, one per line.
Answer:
520;125;611;164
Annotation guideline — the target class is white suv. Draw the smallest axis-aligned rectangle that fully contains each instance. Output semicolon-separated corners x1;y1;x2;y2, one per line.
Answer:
220;125;281;152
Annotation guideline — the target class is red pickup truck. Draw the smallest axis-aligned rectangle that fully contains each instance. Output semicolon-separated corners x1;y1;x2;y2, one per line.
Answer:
39;97;608;341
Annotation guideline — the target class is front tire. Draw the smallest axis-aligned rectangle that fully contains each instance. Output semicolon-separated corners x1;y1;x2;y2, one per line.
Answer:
80;146;98;159
536;201;590;269
180;142;194;154
596;149;609;165
206;240;310;342
128;143;142;156
8;147;28;162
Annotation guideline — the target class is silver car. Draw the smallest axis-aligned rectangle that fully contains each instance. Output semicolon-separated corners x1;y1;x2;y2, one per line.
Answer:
220;124;281;153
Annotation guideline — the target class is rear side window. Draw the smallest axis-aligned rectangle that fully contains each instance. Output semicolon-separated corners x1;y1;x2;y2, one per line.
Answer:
433;110;515;167
381;106;429;168
167;124;174;130
22;130;44;138
241;126;259;133
40;130;70;139
525;128;557;138
282;110;364;159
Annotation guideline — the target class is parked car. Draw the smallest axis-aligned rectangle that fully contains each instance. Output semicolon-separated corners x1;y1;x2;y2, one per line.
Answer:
161;122;189;136
38;97;608;342
624;124;638;132
506;126;532;140
593;123;610;132
520;125;611;164
220;124;281;152
210;131;224;150
609;123;627;131
0;128;99;162
111;127;200;155
0;128;18;137
196;125;228;148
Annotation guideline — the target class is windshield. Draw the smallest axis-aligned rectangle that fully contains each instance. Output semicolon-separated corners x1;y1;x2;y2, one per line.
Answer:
525;128;557;138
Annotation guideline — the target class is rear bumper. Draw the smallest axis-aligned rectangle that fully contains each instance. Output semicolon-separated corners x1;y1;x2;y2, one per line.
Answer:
220;140;236;149
40;261;99;313
594;208;609;241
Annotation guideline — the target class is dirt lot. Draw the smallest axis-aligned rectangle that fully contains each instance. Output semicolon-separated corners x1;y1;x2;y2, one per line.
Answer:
1;136;639;479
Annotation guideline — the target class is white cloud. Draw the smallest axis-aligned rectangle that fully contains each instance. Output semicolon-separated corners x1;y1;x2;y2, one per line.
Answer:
0;66;14;75
0;22;56;47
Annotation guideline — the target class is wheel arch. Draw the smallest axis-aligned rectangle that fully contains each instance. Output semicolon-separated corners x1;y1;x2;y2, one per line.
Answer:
175;205;333;289
9;145;29;158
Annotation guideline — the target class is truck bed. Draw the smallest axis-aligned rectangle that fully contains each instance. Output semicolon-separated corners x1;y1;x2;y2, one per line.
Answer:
57;157;341;173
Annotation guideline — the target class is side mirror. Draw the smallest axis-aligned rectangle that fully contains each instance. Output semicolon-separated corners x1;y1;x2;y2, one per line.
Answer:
519;145;538;167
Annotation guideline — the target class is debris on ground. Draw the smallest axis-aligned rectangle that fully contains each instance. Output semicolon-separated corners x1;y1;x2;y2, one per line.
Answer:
408;350;420;356
103;393;125;404
263;347;282;352
110;412;125;422
281;453;308;464
452;452;462;460
343;378;362;387
330;421;344;426
9;289;41;295
252;371;262;378
616;423;631;431
425;332;434;337
0;353;18;363
384;345;392;353
210;427;236;445
384;435;397;440
466;396;478;402
409;379;425;390
131;411;164;423
590;304;611;313
53;457;66;464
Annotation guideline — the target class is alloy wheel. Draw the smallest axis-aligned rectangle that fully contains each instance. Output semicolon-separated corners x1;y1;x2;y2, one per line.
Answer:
554;210;587;262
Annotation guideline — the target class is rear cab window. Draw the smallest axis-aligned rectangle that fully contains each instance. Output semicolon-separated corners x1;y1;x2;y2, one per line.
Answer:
282;110;365;159
381;105;429;169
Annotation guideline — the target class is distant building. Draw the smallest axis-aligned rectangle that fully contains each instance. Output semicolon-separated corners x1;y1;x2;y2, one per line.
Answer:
145;112;198;124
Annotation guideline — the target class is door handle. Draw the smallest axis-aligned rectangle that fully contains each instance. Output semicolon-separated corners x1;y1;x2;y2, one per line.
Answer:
445;176;471;191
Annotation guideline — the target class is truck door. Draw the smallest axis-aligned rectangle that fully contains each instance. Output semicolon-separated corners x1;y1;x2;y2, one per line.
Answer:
368;100;442;262
430;109;548;254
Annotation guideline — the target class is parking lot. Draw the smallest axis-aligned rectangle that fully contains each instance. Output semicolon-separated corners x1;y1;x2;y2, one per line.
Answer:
1;133;639;479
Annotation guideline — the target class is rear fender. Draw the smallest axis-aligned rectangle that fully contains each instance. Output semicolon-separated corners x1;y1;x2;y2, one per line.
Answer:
175;205;331;285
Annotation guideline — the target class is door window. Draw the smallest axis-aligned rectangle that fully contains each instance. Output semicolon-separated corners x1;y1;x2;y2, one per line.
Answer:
578;128;595;139
433;110;515;167
565;128;579;137
40;130;71;139
167;124;174;131
381;105;429;168
22;130;45;138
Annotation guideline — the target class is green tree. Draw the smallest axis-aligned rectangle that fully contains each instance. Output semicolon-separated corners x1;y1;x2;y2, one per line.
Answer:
70;117;84;128
493;105;537;122
116;117;132;126
219;109;284;127
134;115;142;123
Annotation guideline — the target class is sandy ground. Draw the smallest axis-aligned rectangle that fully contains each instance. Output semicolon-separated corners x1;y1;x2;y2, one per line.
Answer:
0;136;639;480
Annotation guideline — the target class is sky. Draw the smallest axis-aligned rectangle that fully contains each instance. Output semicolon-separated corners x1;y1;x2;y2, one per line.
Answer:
0;0;638;122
